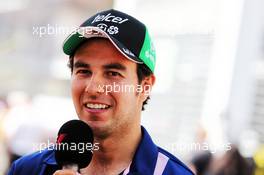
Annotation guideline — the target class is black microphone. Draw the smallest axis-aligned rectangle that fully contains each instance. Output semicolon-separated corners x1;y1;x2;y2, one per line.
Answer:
55;120;94;172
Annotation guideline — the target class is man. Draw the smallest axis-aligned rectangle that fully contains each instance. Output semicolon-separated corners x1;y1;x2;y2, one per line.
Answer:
7;9;194;175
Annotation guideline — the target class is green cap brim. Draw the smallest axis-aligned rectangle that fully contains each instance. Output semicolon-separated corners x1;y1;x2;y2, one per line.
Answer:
63;32;87;55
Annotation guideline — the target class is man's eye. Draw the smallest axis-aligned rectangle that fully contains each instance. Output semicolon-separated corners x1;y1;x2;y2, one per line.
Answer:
107;71;121;77
76;70;91;75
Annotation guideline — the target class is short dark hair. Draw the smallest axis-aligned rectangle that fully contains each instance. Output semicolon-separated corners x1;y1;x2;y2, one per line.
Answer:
136;63;152;111
68;49;153;111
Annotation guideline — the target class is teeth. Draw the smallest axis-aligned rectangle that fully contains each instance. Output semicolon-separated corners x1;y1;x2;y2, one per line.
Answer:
86;103;109;109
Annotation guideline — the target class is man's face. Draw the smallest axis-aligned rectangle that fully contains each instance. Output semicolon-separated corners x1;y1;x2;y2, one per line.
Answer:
71;38;148;138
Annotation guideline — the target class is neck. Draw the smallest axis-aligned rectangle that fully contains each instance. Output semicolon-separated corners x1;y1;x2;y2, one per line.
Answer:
82;124;141;175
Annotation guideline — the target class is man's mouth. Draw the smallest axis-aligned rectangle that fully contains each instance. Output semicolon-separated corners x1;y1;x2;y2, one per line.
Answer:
85;103;111;110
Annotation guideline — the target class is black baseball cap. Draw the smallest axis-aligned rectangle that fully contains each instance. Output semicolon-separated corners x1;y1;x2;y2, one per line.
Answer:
63;9;156;72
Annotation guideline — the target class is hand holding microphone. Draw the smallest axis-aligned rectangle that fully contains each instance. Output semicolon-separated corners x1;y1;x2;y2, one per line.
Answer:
53;120;94;174
53;169;81;175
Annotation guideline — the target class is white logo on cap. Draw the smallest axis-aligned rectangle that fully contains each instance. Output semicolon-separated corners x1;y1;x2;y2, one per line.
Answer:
92;13;129;24
97;23;108;31
97;24;119;35
145;42;155;62
107;26;119;35
123;48;135;57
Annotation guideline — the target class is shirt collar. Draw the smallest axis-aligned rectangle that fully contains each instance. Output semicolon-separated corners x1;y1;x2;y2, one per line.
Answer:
43;149;57;165
128;126;159;174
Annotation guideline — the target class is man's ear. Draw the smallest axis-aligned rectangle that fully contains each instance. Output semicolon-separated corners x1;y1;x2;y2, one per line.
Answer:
140;74;156;101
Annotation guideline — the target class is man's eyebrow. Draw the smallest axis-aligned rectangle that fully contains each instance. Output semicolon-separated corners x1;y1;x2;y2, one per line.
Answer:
73;61;90;69
103;63;127;71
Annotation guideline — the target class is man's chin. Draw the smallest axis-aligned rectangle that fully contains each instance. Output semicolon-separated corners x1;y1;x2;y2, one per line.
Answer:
92;127;112;140
78;119;113;139
88;122;112;139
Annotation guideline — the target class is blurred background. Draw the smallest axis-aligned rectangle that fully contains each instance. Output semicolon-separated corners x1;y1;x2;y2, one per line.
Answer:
0;0;264;174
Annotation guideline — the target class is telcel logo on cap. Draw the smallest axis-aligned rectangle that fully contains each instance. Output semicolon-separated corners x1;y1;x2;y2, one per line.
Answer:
92;13;129;24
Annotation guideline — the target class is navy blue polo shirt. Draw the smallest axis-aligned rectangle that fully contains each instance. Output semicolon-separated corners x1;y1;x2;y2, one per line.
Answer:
7;126;194;175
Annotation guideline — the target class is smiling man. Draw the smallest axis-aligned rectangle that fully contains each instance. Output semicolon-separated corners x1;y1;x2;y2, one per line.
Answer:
7;9;194;175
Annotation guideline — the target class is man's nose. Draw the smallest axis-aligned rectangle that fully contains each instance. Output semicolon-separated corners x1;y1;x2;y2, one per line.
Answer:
84;74;105;94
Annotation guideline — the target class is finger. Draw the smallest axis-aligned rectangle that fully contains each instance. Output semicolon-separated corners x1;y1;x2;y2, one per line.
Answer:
53;169;78;175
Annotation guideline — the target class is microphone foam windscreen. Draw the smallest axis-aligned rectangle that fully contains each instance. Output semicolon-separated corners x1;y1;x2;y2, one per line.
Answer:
55;120;94;169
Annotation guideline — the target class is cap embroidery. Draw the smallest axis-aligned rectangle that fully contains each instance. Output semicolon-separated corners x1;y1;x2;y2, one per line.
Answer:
107;26;119;35
92;13;129;24
123;48;135;57
97;23;108;31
